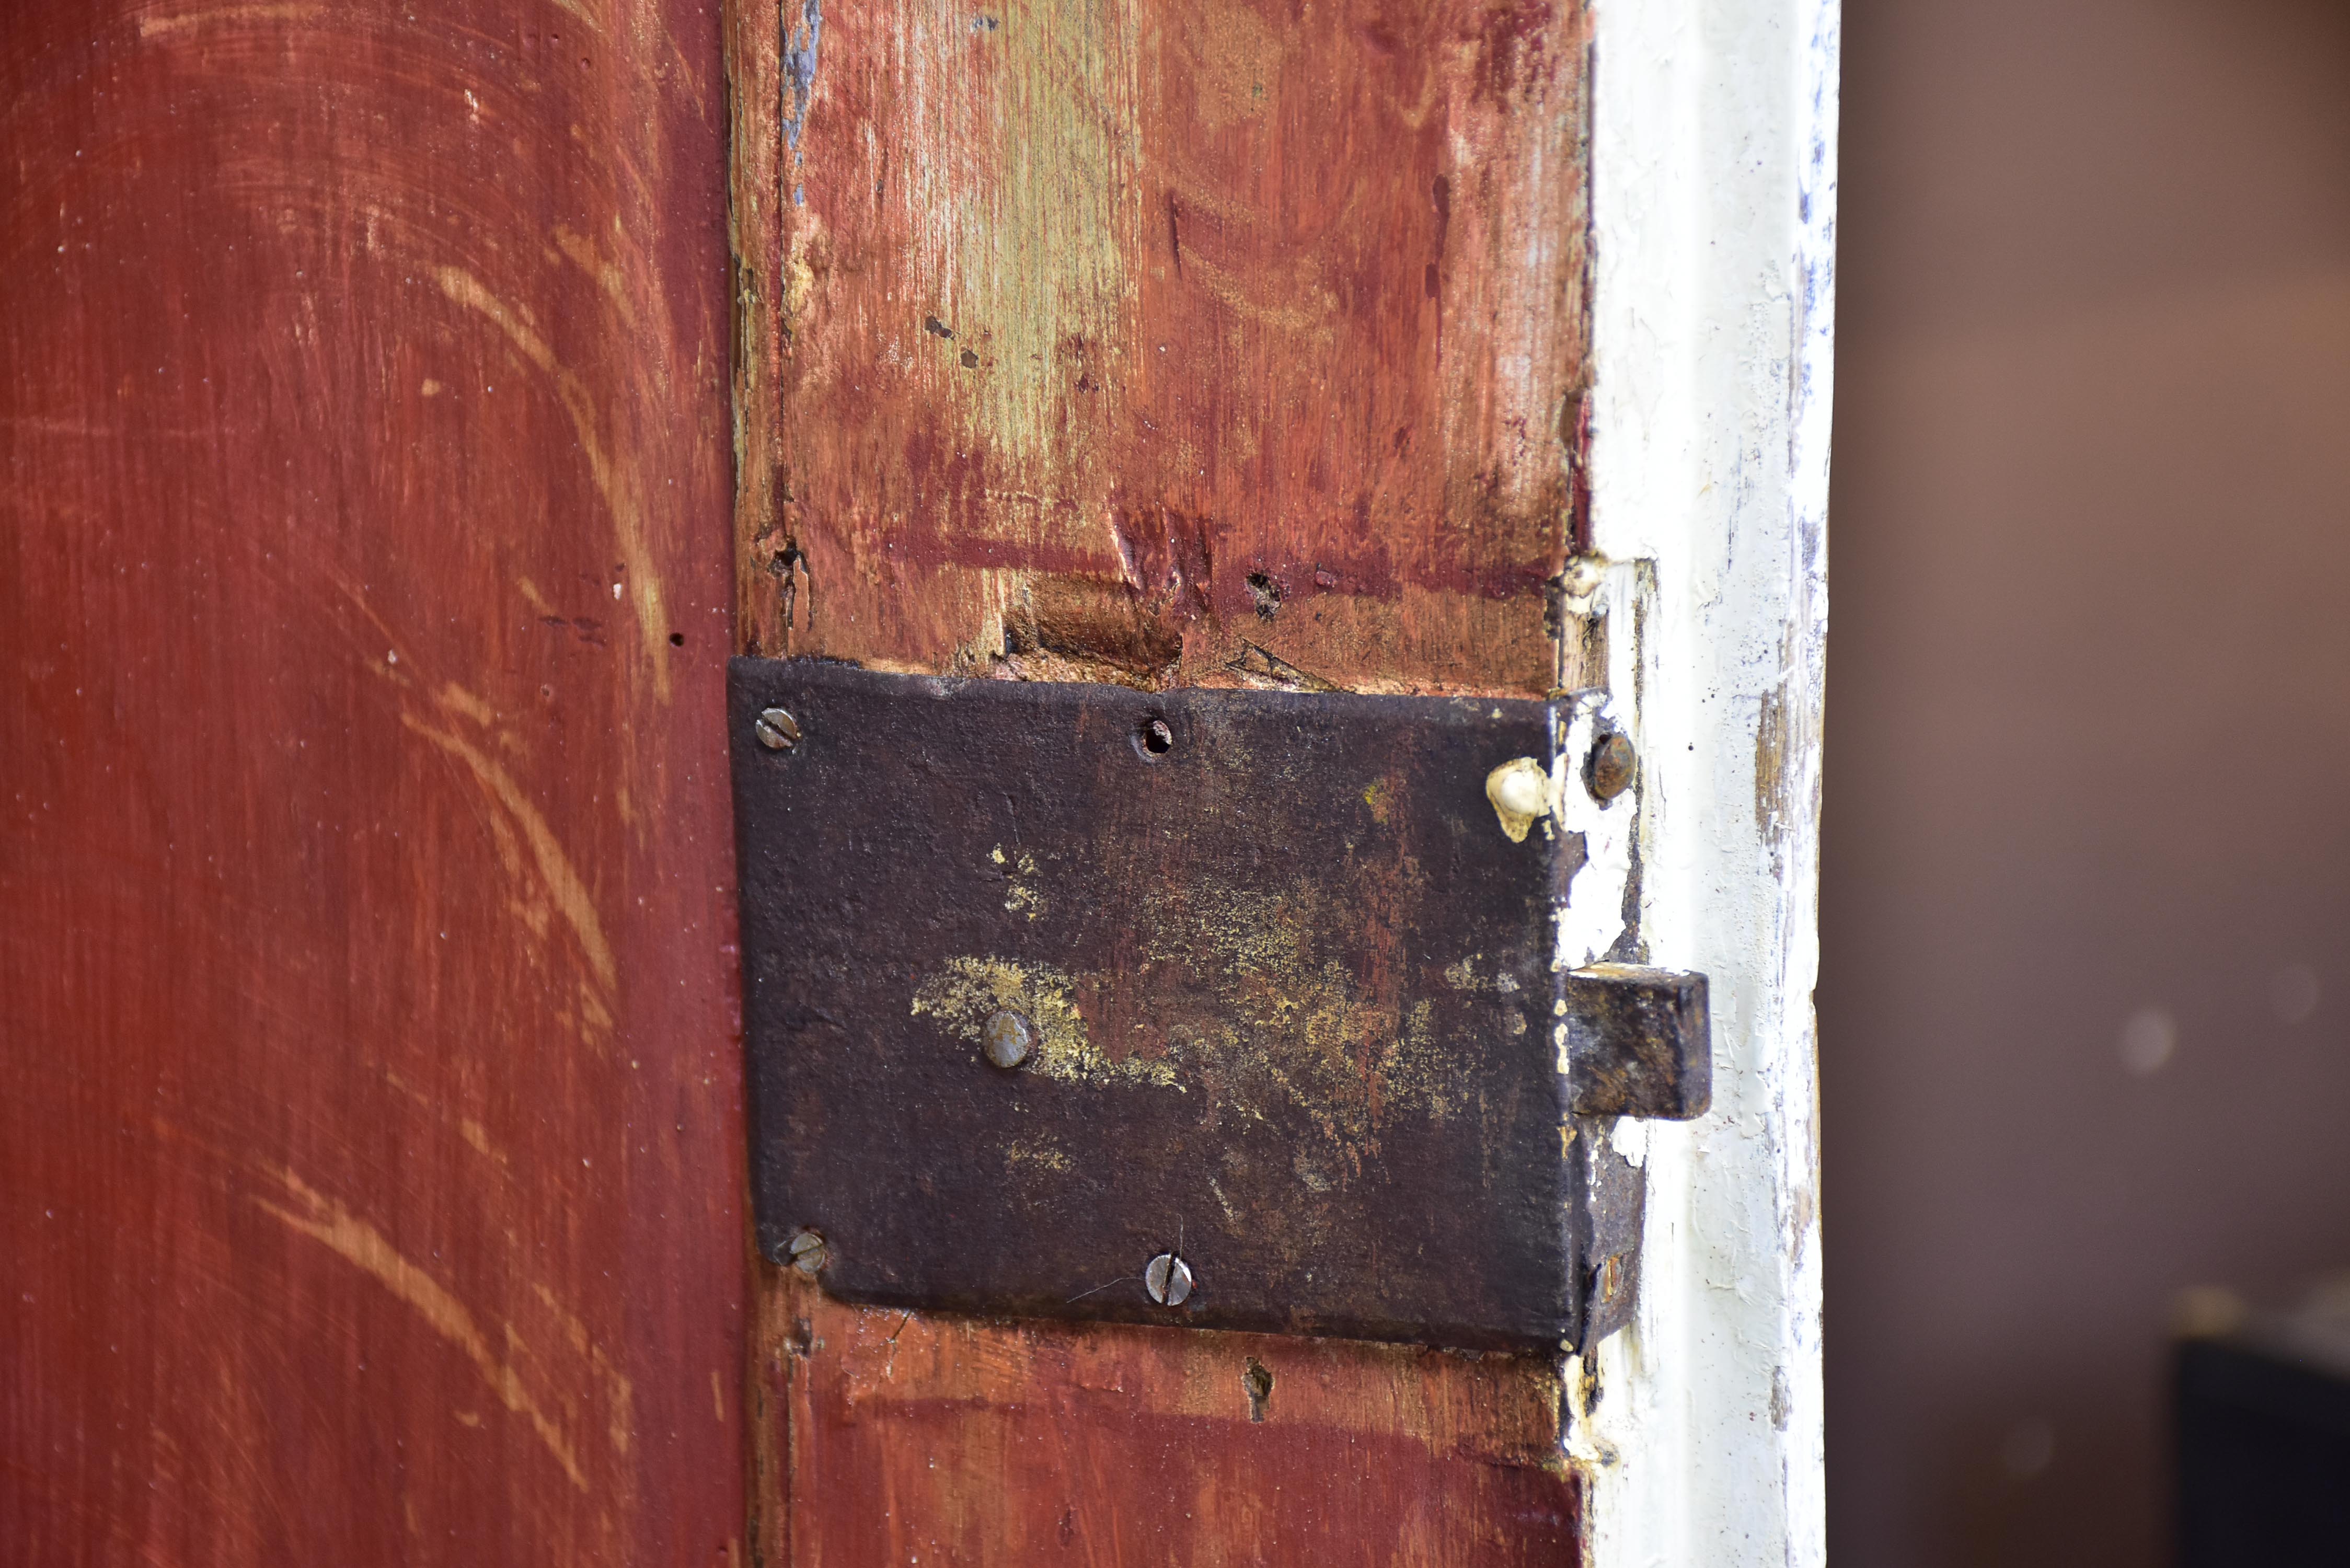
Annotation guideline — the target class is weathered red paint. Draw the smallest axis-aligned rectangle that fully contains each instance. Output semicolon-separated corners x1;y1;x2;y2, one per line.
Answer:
760;1280;1581;1568
736;0;1591;695
1;2;744;1562
731;1;1596;1558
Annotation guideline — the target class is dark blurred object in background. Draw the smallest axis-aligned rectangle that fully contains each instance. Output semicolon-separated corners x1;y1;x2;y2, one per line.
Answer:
1825;0;2350;1563
2178;1281;2350;1568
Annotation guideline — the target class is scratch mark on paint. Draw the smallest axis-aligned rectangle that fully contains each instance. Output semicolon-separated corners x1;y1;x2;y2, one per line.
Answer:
457;1117;511;1167
551;227;637;329
438;682;499;728
432;266;671;700
531;1282;636;1457
403;713;618;997
251;1168;588;1491
545;0;600;32
135;4;322;38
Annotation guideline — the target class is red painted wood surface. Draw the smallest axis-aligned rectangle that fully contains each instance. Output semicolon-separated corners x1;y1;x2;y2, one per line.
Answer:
735;0;1591;696
1;3;745;1562
730;2;1596;1560
757;1279;1580;1567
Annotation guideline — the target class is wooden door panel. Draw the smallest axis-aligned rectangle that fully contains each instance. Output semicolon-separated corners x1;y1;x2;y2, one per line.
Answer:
5;0;1608;1555
758;1282;1579;1567
734;0;1589;696
731;1;1595;1560
1;3;744;1562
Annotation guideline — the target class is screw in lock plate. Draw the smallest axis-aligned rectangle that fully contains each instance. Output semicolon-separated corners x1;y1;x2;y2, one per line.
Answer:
1587;731;1637;802
981;1009;1034;1070
785;1228;827;1277
754;707;801;751
1145;1252;1194;1306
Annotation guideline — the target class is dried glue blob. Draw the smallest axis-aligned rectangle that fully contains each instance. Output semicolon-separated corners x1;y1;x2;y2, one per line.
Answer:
1484;757;1550;843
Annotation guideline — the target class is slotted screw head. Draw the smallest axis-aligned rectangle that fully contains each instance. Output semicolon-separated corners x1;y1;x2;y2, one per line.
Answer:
754;707;801;751
1588;731;1637;802
786;1228;827;1276
981;1009;1034;1070
1145;1252;1194;1306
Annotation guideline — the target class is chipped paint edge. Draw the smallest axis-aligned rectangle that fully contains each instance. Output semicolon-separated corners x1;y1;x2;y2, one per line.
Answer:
1551;565;1644;973
1570;0;1835;1564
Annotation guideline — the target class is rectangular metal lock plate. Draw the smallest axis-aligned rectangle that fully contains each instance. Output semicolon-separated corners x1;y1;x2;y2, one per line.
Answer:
730;659;1707;1352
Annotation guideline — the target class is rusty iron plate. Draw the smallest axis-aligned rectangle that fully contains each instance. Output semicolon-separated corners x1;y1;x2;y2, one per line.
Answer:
729;658;1680;1351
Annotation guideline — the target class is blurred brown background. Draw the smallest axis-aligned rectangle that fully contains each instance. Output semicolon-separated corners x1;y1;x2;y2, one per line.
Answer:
1824;0;2350;1562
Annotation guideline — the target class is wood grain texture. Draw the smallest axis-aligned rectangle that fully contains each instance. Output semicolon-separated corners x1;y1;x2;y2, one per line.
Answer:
732;1;1594;1560
756;1276;1580;1567
735;0;1591;696
1;2;745;1562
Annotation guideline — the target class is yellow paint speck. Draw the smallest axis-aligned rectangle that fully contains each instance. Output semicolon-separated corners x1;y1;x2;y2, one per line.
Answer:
911;956;1174;1088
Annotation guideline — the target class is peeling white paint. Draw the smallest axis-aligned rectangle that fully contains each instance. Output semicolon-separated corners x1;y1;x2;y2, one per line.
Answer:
1573;0;1835;1563
1552;561;1651;972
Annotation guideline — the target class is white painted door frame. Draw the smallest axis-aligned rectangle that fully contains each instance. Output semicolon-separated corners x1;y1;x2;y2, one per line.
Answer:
1572;1;1836;1563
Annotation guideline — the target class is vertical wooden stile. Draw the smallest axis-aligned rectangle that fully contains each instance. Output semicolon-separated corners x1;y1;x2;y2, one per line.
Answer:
2;2;748;1562
728;0;1606;1560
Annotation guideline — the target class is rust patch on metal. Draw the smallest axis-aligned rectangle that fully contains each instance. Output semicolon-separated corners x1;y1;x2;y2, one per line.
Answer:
1586;730;1638;802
